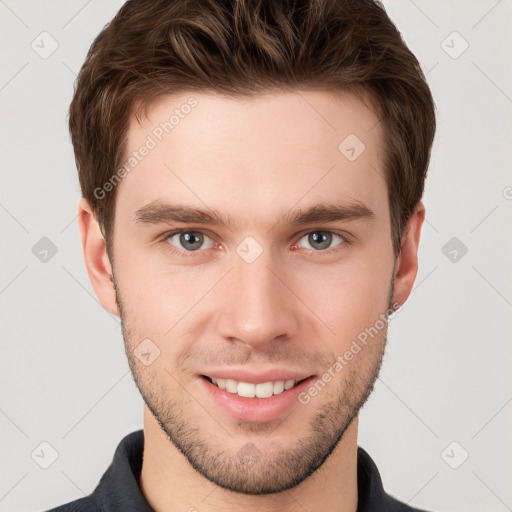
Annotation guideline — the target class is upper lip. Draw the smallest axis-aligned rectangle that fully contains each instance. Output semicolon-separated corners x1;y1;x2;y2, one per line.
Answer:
200;368;315;384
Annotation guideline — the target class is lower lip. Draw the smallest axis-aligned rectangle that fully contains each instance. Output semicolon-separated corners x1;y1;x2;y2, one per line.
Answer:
199;376;315;423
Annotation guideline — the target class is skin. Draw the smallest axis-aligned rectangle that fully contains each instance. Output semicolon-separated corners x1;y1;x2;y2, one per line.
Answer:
78;89;424;512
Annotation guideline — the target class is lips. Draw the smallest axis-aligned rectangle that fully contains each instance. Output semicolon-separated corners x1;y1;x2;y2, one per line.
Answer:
199;372;316;423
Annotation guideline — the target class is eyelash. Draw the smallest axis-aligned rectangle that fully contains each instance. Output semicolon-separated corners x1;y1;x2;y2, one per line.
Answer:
161;229;349;258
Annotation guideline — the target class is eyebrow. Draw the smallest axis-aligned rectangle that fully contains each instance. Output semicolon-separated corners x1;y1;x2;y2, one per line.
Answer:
134;199;375;230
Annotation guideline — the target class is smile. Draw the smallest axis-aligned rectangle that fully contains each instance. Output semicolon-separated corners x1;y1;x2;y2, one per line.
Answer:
200;373;315;423
205;376;304;399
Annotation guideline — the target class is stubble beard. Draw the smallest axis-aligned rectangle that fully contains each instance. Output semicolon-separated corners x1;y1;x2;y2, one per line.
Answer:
114;274;392;495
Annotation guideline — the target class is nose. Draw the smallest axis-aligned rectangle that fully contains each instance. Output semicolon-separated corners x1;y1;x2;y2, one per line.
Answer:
215;251;300;350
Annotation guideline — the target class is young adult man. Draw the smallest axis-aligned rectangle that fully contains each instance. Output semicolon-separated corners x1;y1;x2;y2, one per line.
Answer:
48;0;436;510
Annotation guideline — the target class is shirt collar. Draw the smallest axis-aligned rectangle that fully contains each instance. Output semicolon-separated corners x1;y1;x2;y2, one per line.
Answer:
89;429;421;512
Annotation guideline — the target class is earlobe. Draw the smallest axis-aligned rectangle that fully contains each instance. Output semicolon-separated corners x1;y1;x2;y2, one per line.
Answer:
391;202;425;308
77;197;120;317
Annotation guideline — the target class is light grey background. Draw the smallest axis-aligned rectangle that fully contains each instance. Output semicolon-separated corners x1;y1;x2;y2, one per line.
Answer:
1;1;511;511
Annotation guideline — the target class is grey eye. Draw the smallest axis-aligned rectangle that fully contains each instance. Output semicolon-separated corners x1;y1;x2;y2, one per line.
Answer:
167;231;214;252
298;231;344;251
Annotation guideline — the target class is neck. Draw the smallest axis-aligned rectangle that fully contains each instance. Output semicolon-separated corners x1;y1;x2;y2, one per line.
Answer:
139;406;359;512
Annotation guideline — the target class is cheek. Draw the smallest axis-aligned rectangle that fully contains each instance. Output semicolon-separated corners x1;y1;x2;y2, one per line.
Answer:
124;278;197;343
115;258;218;369
294;254;392;343
114;240;200;323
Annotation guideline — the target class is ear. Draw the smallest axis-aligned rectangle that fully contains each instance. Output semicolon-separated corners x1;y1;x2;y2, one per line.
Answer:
392;201;425;308
77;197;120;317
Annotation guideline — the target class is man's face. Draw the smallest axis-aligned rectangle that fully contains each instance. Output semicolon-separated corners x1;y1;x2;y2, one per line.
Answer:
111;90;396;494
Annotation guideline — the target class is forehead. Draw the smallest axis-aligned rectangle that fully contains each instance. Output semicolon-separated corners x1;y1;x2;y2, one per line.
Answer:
116;89;387;231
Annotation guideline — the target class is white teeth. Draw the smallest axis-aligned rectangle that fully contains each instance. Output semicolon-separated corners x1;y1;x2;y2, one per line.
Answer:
238;382;256;398
225;379;238;393
273;381;285;395
255;382;274;398
208;377;300;398
284;379;295;390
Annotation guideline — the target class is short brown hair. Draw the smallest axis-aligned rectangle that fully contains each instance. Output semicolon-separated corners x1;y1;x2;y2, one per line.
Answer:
69;0;436;261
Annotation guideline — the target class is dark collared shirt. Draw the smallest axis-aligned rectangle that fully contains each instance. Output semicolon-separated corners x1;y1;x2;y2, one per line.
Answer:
45;430;431;512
